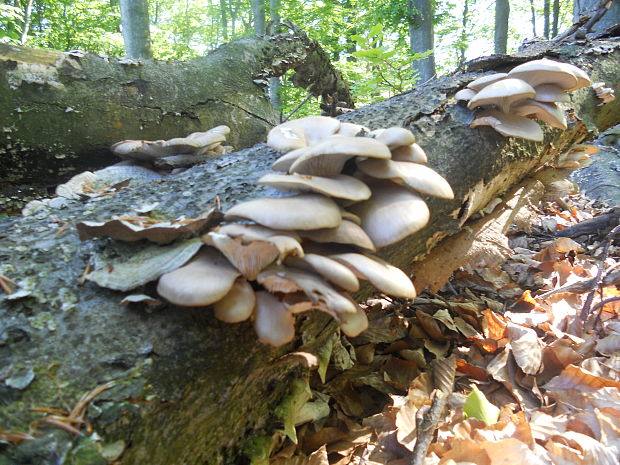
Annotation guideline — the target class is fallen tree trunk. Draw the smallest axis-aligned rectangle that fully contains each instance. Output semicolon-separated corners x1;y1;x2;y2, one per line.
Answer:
0;27;353;194
0;37;618;465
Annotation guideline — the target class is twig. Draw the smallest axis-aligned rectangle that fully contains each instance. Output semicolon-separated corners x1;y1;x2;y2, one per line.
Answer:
539;269;620;299
590;296;620;331
410;390;449;465
580;224;620;324
410;355;456;465
283;93;315;122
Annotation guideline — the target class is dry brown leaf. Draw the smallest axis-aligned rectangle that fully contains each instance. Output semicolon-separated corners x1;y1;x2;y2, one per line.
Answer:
544;364;620;391
481;437;543;465
507;322;543;375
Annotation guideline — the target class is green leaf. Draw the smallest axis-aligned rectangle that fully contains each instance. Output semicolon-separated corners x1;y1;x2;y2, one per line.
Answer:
463;385;500;425
368;24;383;38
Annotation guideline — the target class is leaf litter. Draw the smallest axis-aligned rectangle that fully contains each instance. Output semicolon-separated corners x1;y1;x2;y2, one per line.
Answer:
266;193;620;464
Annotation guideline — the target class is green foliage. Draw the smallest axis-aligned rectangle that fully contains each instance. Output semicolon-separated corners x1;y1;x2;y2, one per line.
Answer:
0;4;23;44
463;384;500;425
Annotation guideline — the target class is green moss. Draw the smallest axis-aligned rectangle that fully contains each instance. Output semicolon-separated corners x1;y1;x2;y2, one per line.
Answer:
243;435;272;465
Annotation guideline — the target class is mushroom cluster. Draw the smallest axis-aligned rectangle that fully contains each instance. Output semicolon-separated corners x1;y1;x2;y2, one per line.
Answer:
111;125;233;170
455;58;592;141
152;116;454;346
592;82;615;105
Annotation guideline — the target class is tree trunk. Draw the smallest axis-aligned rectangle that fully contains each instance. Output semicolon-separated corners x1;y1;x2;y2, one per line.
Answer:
458;0;469;67
0;30;354;206
494;0;510;54
19;0;34;45
220;0;229;41
552;0;560;36
252;0;266;35
119;0;153;59
268;0;280;111
1;37;619;465
408;0;435;83
529;0;537;36
544;0;550;38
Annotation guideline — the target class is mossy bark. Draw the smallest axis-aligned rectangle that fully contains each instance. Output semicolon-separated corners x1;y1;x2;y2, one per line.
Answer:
0;28;353;193
0;38;618;465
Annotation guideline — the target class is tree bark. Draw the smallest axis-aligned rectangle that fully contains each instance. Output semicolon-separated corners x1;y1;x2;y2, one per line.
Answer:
408;0;436;83
268;0;281;111
494;0;510;54
252;0;266;35
574;0;620;33
119;0;153;59
0;30;354;206
0;37;619;465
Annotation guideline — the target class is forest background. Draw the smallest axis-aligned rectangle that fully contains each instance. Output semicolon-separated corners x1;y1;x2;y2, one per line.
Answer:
0;0;586;118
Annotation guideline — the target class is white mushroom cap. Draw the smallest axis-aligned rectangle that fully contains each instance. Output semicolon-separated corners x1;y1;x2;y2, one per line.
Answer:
467;73;509;91
258;266;357;315
257;173;371;201
165;132;226;155
455;88;477;101
512;100;568;130
391;143;428;164
288;135;391;176
267;116;341;153
470;109;544;141
272;147;307;172
356;159;454;199
254;291;295;347
224;194;342;231
157;247;240;307
468;78;536;113
217;223;304;263
339;305;369;337
534;84;570;103
285;254;360;292
337;122;370;137
348;183;430;248
111;139;168;161
556;62;591;90
203;232;279;280
329;253;416;299
374;127;416;149
508;58;579;90
300;220;376;251
213;278;256;323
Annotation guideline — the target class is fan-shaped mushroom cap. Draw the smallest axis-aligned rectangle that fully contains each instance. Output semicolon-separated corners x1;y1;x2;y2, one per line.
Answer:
391;143;428;164
339;305;369;337
111;139;167;161
203;231;279;280
337;122;369;137
254;291;295;347
213;278;256;323
348;183;430;248
267;116;341;153
339;208;362;225
357;159;454;199
455;88;477;101
556;62;591;90
272;147;307;171
468;78;536;113
513;100;567;130
217;223;304;262
470;109;544;141
534;84;570;103
257;173;371;201
285;254;360;292
300;220;376;251
329;253;416;299
288;135;391;176
374;127;416;149
508;58;579;90
164;131;226;155
258;267;357;315
224;194;342;231
467;73;509;91
157;247;240;306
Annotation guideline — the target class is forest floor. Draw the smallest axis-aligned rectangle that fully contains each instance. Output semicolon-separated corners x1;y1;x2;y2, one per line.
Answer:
269;193;620;465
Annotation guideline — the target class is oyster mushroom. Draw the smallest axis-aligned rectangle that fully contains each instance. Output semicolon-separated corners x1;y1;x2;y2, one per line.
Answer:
157;247;240;307
224;194;342;231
